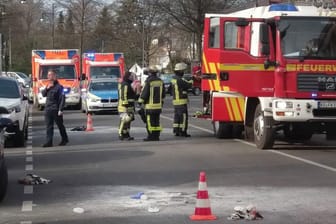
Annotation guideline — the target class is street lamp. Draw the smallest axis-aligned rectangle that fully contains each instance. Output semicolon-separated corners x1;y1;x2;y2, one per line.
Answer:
40;3;55;48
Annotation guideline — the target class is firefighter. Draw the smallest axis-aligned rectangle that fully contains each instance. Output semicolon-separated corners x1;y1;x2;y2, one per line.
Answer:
171;62;193;137
118;71;136;140
138;65;165;141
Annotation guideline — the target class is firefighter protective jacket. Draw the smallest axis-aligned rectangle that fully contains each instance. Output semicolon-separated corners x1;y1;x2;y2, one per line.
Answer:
171;75;193;106
118;80;136;113
138;75;165;111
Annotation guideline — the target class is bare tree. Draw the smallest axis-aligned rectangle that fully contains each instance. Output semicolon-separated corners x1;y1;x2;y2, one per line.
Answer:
156;0;230;62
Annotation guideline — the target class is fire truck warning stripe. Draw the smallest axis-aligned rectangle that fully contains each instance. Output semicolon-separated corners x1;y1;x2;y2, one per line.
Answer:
209;63;219;90
229;98;241;121
237;97;245;120
202;53;210;74
219;63;269;71
224;98;234;120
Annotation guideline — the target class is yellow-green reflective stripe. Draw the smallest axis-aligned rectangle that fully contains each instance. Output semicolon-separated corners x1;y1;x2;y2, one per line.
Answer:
146;115;162;132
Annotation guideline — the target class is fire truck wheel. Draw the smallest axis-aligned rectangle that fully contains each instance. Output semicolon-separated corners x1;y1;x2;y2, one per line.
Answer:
326;122;336;140
283;123;313;141
253;104;274;149
232;124;244;139
213;121;232;139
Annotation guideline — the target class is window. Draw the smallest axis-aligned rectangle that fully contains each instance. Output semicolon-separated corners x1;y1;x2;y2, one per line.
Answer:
40;65;76;79
209;18;220;48
224;22;246;50
0;79;20;98
90;66;121;79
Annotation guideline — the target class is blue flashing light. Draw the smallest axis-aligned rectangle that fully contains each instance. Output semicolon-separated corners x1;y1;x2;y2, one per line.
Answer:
68;50;77;59
36;51;46;59
114;53;122;61
85;53;95;61
63;88;70;94
269;3;298;12
311;92;318;98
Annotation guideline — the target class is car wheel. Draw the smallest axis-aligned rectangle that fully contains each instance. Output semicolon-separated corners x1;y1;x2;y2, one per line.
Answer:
0;161;8;202
15;129;26;147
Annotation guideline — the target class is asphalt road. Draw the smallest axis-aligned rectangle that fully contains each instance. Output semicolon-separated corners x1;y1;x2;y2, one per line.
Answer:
1;95;336;224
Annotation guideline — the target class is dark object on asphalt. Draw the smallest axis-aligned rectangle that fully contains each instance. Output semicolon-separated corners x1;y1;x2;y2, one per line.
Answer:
70;126;86;131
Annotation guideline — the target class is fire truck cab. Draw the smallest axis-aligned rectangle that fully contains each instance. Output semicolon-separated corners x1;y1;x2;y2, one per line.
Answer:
201;1;336;149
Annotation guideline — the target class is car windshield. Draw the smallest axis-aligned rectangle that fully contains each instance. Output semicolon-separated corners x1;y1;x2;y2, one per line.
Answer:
16;72;29;79
279;17;336;59
90;66;120;78
89;81;118;91
40;65;76;79
0;79;20;98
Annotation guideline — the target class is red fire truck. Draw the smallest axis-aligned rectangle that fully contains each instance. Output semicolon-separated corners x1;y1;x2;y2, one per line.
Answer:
82;52;125;85
200;1;336;149
32;49;81;110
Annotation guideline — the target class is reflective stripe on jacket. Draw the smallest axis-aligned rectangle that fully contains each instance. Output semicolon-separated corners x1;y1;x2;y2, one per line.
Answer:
138;75;165;111
171;75;193;106
118;80;136;113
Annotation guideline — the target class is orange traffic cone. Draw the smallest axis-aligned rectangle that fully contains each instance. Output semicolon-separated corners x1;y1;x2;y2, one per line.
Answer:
190;171;217;221
85;113;94;131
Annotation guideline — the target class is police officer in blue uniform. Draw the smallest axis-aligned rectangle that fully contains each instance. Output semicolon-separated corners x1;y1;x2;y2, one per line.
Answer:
41;69;68;147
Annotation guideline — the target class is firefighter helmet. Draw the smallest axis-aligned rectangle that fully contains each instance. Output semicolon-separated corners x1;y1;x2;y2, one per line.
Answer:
148;65;159;73
174;62;187;71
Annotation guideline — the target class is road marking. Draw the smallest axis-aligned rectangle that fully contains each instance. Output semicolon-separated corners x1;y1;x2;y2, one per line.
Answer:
22;201;33;212
162;115;336;174
26;157;33;162
24;186;34;194
160;115;213;134
20;221;32;224
25;164;33;171
26;150;33;155
269;149;336;172
234;139;336;173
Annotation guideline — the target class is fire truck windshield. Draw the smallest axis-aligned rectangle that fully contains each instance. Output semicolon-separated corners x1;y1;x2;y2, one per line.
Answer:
280;17;336;59
40;65;76;79
90;66;120;79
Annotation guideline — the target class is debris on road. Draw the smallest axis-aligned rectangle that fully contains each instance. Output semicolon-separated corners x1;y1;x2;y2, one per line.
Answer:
73;207;85;214
131;192;144;199
70;126;86;131
228;204;263;221
18;174;52;185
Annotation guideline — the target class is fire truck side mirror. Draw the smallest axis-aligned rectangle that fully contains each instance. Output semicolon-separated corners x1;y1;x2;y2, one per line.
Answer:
260;24;270;56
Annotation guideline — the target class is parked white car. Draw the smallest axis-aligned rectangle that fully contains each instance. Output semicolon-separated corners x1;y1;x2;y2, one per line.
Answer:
0;76;29;147
2;71;30;88
0;115;10;202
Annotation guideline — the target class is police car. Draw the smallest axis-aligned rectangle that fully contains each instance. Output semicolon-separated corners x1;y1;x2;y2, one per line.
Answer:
81;78;119;113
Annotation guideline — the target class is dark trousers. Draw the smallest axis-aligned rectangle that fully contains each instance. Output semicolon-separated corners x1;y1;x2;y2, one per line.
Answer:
173;105;188;135
45;110;68;144
145;110;161;140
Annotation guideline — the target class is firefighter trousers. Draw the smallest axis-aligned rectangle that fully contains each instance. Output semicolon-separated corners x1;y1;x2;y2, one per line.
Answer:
118;112;134;138
145;110;162;140
173;104;189;136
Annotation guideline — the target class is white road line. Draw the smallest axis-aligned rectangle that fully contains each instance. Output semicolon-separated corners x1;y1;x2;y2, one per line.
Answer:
269;149;336;172
24;186;33;194
25;164;33;171
26;150;33;155
20;221;32;224
235;138;336;173
22;201;33;212
26;157;33;162
161;115;213;134
162;115;336;173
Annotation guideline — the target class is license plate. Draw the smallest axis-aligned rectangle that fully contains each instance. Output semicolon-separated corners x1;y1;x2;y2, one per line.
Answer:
318;101;336;109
